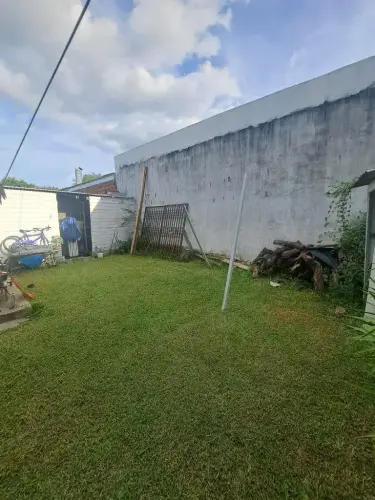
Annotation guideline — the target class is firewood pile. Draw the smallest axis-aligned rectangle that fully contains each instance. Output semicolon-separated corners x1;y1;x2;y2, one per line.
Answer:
252;240;339;291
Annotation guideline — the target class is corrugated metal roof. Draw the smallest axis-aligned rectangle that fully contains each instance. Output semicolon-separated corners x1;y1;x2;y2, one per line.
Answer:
352;170;375;188
3;185;126;199
61;173;115;192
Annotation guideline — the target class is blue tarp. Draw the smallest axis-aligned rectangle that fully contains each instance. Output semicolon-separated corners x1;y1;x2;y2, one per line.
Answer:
19;255;43;269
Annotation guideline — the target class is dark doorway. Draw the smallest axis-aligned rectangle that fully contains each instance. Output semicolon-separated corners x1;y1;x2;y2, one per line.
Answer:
56;193;92;257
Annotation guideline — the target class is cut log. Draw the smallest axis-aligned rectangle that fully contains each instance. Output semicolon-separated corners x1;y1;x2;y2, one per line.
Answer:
281;248;301;259
313;262;324;292
274;246;289;255
262;253;278;269
252;247;273;263
277;257;298;270
252;264;260;277
301;253;324;291
290;261;301;272
251;237;339;291
273;240;305;250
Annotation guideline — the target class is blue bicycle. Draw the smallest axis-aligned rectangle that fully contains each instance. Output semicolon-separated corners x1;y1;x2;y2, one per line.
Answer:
1;226;51;253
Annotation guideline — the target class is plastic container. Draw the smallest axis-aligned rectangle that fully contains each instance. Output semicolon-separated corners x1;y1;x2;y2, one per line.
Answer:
19;255;43;269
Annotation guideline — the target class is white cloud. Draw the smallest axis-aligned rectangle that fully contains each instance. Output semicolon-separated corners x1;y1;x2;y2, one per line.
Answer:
286;0;375;86
0;0;243;154
126;0;237;68
223;0;375;108
0;61;36;108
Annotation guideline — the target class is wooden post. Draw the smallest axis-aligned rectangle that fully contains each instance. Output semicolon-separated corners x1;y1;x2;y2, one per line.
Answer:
130;167;148;255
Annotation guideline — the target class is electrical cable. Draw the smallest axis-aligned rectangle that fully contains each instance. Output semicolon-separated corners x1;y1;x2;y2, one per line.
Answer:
2;0;92;183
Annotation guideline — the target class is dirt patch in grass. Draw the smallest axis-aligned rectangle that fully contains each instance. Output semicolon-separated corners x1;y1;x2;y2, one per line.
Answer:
268;302;335;328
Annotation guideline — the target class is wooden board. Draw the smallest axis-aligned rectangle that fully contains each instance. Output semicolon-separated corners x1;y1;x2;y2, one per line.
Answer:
130;167;147;255
209;254;250;271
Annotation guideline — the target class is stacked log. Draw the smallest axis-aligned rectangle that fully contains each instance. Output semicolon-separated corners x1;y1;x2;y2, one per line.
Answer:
252;240;338;291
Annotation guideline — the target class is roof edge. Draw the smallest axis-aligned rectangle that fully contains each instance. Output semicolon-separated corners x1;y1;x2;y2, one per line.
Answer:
4;185;127;199
61;172;115;191
115;56;375;167
352;170;375;188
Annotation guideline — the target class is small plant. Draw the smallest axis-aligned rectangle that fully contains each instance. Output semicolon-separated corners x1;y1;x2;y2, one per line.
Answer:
330;214;366;303
42;236;62;267
348;285;375;439
324;179;356;239
113;237;132;254
349;306;375;363
121;206;136;227
323;178;366;304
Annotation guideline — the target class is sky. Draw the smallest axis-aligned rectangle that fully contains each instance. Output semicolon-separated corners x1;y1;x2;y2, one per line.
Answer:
0;0;374;188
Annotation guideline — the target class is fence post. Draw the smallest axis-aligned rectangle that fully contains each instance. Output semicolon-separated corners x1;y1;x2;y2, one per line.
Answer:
130;167;148;256
222;173;248;311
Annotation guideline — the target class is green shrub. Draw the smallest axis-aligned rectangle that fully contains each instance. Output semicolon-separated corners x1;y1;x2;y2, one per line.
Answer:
348;288;375;440
113;237;133;254
324;178;366;304
330;214;366;304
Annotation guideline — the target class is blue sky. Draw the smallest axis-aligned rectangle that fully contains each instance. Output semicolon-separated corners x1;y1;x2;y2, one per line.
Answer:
0;0;374;187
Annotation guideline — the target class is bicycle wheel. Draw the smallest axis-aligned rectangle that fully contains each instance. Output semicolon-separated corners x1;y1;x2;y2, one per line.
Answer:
40;234;50;246
1;236;22;253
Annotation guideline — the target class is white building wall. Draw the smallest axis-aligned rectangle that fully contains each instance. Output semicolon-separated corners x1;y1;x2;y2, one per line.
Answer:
115;56;375;167
89;196;135;252
116;85;374;260
0;189;60;259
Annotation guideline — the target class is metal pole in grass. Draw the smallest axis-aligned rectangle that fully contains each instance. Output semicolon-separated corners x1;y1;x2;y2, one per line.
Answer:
221;172;248;311
183;206;211;268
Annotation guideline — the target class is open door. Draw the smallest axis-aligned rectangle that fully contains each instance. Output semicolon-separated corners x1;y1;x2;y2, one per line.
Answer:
56;193;92;257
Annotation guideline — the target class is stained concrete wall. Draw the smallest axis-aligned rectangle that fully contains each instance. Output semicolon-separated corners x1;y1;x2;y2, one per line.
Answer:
116;57;375;167
116;69;375;260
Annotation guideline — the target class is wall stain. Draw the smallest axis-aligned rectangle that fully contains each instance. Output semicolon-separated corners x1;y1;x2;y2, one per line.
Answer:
117;87;375;259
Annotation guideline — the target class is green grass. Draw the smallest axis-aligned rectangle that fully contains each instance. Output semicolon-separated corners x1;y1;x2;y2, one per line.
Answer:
0;256;374;499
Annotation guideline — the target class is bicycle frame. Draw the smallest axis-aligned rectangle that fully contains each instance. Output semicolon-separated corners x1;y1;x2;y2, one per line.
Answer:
18;226;50;246
20;232;46;245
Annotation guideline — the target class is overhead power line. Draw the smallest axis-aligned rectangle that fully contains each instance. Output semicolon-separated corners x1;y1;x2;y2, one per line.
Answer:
2;0;92;183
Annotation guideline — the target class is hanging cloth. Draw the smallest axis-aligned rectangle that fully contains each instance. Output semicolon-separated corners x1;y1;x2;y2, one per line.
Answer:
60;217;81;242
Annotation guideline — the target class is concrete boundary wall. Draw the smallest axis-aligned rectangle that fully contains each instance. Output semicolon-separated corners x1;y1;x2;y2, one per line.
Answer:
115;59;375;260
116;57;375;167
117;90;374;259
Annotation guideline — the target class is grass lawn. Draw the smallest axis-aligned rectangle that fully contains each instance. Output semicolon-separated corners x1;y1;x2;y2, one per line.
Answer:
0;256;374;499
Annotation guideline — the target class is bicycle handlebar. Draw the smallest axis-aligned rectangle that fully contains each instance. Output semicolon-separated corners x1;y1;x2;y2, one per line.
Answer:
20;226;51;234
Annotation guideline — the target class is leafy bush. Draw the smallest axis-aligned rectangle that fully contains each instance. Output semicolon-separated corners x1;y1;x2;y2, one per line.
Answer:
42;236;62;267
330;214;366;303
348;286;375;440
114;237;133;254
324;178;366;304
